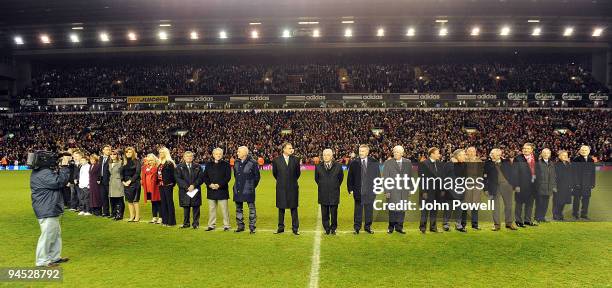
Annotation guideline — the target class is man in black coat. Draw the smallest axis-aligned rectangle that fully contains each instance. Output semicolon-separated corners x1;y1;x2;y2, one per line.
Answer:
513;143;538;227
572;145;596;220
315;149;344;235
553;150;574;221
418;147;448;233
347;144;379;234
98;145;112;217
175;151;204;229
272;142;301;235
202;148;232;231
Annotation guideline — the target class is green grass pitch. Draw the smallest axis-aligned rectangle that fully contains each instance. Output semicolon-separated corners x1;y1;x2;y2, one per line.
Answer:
1;170;611;287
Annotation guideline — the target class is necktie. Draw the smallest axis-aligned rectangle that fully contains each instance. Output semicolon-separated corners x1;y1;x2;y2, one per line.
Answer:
433;161;438;173
285;157;289;165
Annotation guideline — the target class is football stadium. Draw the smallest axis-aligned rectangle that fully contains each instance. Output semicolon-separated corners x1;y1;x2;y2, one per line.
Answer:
0;0;611;287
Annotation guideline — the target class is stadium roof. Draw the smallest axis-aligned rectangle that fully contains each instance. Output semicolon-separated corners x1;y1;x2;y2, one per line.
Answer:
1;0;610;53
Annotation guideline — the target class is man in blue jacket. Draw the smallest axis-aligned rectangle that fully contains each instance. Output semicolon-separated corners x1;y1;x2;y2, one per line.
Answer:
233;146;261;234
30;154;71;267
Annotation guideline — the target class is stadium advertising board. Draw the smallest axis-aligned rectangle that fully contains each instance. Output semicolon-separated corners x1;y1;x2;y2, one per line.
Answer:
126;96;169;104
89;97;128;104
562;93;584;101
506;93;528;100
285;95;327;101
456;94;498;100
534;93;555;101
46;98;88;105
172;96;220;102
589;93;609;101
19;99;40;106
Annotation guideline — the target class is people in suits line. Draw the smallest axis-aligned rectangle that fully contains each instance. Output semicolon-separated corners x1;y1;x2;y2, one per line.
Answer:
448;149;467;232
463;146;484;230
347;144;379;234
383;145;412;234
202;148;232;231
175;151;204;229
314;149;344;235
272;142;301;235
233;146;260;233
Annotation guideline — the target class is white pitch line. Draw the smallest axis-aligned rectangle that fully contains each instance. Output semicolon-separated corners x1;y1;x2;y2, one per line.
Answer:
307;207;323;288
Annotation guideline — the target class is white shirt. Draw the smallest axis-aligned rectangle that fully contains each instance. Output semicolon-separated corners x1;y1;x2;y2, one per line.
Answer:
78;163;91;189
283;155;290;165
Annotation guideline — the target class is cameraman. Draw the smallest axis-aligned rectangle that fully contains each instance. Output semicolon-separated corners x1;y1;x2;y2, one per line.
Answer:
30;154;72;267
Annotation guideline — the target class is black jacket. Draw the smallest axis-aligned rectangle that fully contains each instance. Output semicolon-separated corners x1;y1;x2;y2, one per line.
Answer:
484;159;514;196
346;157;379;204
158;162;176;188
572;155;596;196
175;162;204;207
272;155;301;209
99;155;111;185
121;159;141;194
513;154;537;201
202;160;231;200
233;156;260;203
315;162;344;205
418;159;449;195
31;167;71;219
555;161;575;204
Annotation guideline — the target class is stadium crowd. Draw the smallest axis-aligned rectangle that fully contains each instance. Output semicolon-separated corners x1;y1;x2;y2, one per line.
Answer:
1;109;610;165
21;62;608;98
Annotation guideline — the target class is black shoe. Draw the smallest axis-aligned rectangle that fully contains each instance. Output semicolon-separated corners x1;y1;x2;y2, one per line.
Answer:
179;224;190;229
580;216;590;220
325;230;331;235
365;229;374;234
223;227;230;231
205;227;215;231
234;227;245;233
396;230;406;234
249;229;256;234
292;231;300;235
429;229;438;233
443;226;450;232
331;230;336;235
193;226;199;229
353;230;360;235
420;227;426;234
456;227;467;233
525;222;538;226
52;257;69;264
274;229;284;234
387;228;393;234
472;225;481;230
515;222;525;228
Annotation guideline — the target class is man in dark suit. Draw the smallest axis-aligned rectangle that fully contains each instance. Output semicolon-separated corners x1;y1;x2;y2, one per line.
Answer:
347;144;379;234
98;145;112;217
513;142;538;227
175;151;204;229
572;145;596;220
314;149;344;235
418;147;447;233
272;142;301;235
553;150;574;221
535;148;556;223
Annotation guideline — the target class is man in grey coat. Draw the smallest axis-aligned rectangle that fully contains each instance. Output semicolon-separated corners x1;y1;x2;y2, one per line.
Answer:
383;145;412;234
535;148;557;222
30;153;71;267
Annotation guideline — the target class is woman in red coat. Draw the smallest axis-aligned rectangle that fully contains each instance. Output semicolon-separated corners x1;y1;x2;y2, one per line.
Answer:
88;154;102;216
141;154;161;224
